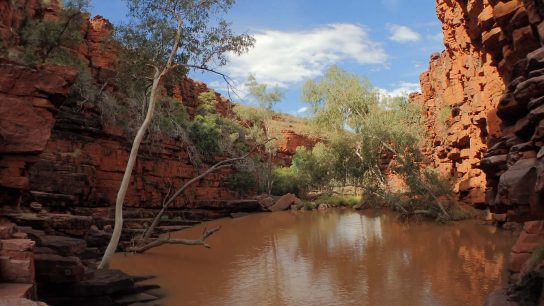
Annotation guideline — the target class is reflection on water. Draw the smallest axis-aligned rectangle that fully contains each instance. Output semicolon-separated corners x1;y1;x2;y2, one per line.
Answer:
111;210;515;306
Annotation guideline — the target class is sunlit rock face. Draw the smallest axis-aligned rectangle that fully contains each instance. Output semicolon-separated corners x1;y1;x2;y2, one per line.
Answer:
0;3;252;213
412;0;544;221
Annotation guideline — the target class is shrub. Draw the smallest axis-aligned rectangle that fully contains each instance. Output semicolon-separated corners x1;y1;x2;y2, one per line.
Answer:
271;167;302;196
314;194;361;207
189;116;221;156
20;1;89;65
225;172;256;193
438;105;451;125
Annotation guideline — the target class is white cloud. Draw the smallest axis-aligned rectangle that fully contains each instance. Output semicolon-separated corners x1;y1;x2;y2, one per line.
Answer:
224;24;387;87
388;24;421;43
297;106;309;113
378;82;420;98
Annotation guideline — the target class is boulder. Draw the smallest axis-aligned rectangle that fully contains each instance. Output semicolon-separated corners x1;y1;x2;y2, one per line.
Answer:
495;158;538;206
34;254;86;283
527;48;544;72
256;195;275;209
268;193;301;212
514;75;544;105
39;235;86;256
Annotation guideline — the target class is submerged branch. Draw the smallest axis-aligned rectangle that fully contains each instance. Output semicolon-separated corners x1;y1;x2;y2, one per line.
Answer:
128;226;221;253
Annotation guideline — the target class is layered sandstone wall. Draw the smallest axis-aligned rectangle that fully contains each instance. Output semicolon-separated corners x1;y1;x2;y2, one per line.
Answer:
417;1;544;301
412;0;544;218
0;1;250;214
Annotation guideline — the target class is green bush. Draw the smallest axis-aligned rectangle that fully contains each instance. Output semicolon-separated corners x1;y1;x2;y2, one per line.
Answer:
438;105;451;125
189;116;221;156
225;172;256;193
271;167;302;196
295;200;317;210
314;194;361;207
20;1;89;65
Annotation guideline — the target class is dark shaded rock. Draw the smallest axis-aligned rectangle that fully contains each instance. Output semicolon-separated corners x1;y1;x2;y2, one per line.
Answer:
29;202;42;212
39;235;86;256
69;269;134;297
35;254;86;283
528;96;544;110
496;158;538;207
497;92;526;121
527;48;544;72
41;296;112;306
514;76;544;105
480;154;509;173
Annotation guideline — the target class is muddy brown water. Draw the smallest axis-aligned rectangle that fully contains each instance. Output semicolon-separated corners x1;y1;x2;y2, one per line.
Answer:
112;210;516;306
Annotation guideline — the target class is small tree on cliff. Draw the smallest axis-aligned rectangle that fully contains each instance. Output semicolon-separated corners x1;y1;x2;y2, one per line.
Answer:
99;0;254;269
243;74;283;194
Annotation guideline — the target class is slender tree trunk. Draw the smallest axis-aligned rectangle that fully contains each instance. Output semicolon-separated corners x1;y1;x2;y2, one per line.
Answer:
98;10;185;268
98;72;161;269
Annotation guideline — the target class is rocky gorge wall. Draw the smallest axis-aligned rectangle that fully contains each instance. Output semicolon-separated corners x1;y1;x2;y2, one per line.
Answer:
415;0;544;303
413;0;544;221
1;1;255;215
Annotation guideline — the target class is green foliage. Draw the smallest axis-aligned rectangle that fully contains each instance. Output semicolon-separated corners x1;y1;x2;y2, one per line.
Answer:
151;97;190;137
189;115;222;156
295;201;317;211
245;74;283;111
302;65;378;132
291;144;332;190
225;172;256;193
438;105;452;125
314;194;361;207
20;0;89;65
188;91;247;157
116;0;254;84
295;195;361;210
301;66;460;221
271;167;302;196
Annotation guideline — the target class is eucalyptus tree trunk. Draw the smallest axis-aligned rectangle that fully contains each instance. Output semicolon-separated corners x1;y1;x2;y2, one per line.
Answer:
98;73;161;269
98;16;183;269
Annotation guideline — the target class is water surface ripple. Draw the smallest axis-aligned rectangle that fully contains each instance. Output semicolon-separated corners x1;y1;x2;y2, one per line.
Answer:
112;210;515;306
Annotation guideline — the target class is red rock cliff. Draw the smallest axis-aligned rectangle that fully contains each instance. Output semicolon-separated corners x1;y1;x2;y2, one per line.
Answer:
412;0;544;219
417;1;544;301
0;1;255;216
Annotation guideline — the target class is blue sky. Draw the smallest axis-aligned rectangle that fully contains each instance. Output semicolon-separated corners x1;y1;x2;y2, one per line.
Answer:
90;0;444;115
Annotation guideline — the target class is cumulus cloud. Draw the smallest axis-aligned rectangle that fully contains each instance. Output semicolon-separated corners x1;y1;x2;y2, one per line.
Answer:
223;24;387;87
388;24;421;43
297;106;309;113
378;82;420;98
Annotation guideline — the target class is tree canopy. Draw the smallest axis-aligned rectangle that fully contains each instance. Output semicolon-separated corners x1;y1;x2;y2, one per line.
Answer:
283;66;463;220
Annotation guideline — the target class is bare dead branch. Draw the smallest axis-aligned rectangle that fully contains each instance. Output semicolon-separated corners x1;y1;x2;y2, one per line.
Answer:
127;226;221;253
141;139;274;240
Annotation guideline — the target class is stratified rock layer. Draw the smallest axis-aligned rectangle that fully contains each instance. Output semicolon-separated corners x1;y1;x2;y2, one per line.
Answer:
413;0;544;221
418;0;544;303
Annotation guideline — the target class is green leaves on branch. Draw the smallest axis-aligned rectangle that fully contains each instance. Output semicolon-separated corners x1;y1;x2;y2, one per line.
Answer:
189;91;247;158
20;0;90;65
117;0;254;78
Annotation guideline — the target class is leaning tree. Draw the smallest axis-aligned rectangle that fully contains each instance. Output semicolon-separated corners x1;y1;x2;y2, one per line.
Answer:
99;0;254;269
